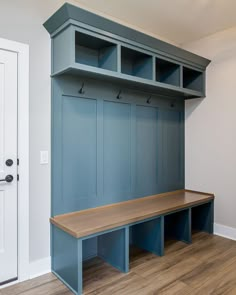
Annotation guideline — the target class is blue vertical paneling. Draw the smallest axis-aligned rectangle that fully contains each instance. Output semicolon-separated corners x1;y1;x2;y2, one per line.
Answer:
161;109;184;191
52;78;185;217
62;96;97;212
103;101;132;202
97;99;104;200
136;106;159;196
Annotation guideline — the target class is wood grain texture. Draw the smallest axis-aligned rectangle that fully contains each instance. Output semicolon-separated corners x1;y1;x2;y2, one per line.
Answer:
50;190;214;238
2;233;236;295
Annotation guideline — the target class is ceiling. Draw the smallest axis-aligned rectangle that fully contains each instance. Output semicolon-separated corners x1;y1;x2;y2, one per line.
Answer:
73;0;236;45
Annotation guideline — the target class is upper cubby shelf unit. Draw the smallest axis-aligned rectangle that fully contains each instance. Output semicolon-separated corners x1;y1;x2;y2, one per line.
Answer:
44;3;210;99
75;31;117;72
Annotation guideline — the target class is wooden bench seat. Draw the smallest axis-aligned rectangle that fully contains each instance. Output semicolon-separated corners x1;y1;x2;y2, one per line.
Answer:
51;189;214;239
51;189;214;295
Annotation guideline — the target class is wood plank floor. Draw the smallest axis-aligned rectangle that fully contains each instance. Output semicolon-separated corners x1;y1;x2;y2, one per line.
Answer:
1;233;236;295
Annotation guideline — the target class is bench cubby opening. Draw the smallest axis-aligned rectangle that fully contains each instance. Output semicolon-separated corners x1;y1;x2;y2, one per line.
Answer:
96;228;129;273
51;226;129;295
164;209;191;244
129;217;164;258
121;46;153;80
183;67;203;92
82;229;129;292
191;201;214;234
156;58;180;86
75;31;117;72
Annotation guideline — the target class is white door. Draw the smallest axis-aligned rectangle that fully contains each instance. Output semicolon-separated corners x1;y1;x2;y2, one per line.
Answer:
0;49;18;284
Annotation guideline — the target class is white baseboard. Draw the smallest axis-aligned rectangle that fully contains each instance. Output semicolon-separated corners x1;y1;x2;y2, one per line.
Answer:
214;223;236;241
29;257;51;279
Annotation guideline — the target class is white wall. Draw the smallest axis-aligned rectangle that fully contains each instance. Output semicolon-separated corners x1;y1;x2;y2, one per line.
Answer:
183;27;236;231
0;0;70;266
0;0;175;272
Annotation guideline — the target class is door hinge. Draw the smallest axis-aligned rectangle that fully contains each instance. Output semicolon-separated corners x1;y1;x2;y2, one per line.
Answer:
17;158;19;165
17;174;19;181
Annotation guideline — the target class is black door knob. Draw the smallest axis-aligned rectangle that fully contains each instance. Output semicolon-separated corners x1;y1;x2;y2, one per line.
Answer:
0;175;14;183
6;159;13;167
5;175;14;182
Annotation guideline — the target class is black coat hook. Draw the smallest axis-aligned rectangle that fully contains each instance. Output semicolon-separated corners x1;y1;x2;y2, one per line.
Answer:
117;90;122;99
170;100;176;108
79;82;85;94
147;96;152;104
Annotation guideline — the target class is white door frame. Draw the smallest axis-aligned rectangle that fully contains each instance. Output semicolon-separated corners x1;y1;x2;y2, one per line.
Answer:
0;38;29;282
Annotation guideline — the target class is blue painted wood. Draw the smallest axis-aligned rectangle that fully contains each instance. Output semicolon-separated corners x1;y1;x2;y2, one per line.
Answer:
54;64;204;99
43;3;210;70
125;227;130;272
103;100;132;202
77;240;83;295
136;105;159;196
61;95;98;212
51;76;185;261
75;31;117;72
52;25;74;74
191;201;214;234
47;4;213;293
51;201;213;294
52;271;78;294
121;46;153;80
131;216;164;256
160;109;185;192
83;237;97;260
156;58;180;86
183;66;203;92
98;227;129;273
45;13;208;99
52;226;80;293
164;208;191;244
52;77;185;216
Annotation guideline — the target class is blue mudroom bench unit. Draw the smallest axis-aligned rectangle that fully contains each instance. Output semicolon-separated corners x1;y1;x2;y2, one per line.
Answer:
44;3;213;294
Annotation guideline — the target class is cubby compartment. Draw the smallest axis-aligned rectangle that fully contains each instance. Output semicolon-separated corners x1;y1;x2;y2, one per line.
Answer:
91;228;127;272
121;46;153;80
82;232;127;292
156;58;180;86
191;202;213;234
183;67;203;92
75;31;117;71
164;209;191;244
129;218;163;258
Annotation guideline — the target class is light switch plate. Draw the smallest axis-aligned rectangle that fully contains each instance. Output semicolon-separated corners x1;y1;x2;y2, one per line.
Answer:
40;151;49;165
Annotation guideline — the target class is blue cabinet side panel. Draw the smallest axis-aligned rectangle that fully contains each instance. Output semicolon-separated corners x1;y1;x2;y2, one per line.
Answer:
52;226;79;292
